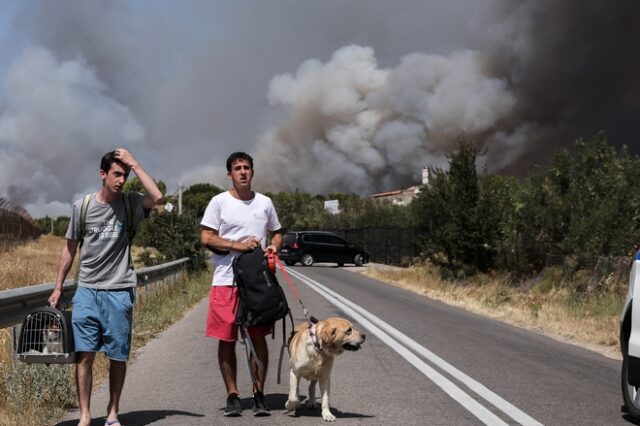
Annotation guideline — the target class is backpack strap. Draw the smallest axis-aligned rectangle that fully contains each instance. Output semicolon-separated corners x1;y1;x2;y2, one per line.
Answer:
122;192;134;269
240;327;264;388
122;192;133;239
79;194;92;247
69;193;92;298
276;311;295;385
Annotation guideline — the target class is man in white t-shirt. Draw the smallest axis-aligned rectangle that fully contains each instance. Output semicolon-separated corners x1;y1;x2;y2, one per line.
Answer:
200;151;282;417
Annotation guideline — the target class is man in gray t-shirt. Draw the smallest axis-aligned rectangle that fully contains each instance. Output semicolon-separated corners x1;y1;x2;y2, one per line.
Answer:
66;191;145;289
48;148;163;426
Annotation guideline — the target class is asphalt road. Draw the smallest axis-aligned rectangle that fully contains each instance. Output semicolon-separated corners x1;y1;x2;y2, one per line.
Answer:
56;264;629;426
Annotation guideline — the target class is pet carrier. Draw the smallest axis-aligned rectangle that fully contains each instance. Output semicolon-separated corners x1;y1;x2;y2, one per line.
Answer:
17;307;76;364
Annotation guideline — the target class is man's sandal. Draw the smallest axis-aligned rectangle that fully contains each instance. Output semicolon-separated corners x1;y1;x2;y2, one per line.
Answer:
105;419;122;426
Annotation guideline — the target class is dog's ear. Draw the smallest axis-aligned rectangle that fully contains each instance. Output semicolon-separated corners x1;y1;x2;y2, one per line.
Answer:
319;323;336;349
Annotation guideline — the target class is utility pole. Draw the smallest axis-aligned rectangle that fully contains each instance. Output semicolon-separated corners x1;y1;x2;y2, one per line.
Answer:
50;217;54;235
178;182;183;216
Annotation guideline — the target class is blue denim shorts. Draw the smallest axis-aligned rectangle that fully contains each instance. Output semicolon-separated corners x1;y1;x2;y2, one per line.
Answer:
72;287;135;361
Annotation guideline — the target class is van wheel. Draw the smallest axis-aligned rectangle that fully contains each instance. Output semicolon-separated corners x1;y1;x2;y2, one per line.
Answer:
354;254;364;267
284;260;296;266
337;262;344;267
301;253;314;266
622;342;640;418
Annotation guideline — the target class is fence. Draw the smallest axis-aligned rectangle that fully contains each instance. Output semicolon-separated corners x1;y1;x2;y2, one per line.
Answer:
333;227;422;266
0;198;41;250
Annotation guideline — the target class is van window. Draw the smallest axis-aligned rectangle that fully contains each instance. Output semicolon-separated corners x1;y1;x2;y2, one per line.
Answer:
328;235;347;245
304;234;331;244
283;233;297;246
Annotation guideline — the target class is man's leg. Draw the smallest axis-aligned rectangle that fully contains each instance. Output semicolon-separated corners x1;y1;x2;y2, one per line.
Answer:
106;360;127;422
218;340;239;395
251;335;269;393
219;340;243;416
76;352;96;426
250;335;270;416
101;289;134;423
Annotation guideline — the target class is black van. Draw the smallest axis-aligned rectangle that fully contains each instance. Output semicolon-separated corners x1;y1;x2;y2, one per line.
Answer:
279;231;369;267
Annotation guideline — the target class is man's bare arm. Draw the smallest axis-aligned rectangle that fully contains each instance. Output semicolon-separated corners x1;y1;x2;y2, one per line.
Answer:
266;229;283;254
48;239;79;307
200;226;261;253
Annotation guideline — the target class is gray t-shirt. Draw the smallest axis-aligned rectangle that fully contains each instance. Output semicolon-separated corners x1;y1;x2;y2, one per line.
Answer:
66;192;145;289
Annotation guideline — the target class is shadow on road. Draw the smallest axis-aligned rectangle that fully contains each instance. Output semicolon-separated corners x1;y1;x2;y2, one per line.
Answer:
255;392;374;421
54;409;205;426
623;413;640;425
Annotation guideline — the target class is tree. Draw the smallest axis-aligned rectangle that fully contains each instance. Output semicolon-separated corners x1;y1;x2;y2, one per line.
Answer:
134;210;205;270
181;183;224;217
123;176;167;195
268;191;327;231
413;138;487;273
476;174;519;270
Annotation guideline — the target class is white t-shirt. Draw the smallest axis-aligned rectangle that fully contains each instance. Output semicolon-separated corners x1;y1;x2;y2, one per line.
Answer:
200;191;281;286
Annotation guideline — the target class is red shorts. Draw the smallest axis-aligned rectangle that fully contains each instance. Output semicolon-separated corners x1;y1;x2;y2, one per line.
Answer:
206;286;273;342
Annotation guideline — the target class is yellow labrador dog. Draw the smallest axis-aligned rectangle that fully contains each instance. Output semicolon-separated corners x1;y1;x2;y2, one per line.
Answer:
285;317;366;421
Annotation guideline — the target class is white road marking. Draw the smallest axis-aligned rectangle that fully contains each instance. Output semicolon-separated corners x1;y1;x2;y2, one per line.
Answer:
287;268;544;426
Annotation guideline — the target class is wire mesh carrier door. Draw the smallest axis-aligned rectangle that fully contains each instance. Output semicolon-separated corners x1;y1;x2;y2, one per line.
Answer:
17;307;76;364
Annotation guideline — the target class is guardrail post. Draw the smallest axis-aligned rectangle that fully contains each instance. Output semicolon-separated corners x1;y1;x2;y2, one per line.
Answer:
11;323;21;358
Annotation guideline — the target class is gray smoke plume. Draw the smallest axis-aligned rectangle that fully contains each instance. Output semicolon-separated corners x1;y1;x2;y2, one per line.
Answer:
0;0;638;216
0;46;144;215
255;0;640;193
256;45;519;193
485;0;640;173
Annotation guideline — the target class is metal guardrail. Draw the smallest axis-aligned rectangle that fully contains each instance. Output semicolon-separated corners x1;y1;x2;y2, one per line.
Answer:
0;257;190;330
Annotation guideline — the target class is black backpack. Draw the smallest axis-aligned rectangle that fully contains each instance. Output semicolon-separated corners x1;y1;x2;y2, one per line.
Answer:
233;247;290;327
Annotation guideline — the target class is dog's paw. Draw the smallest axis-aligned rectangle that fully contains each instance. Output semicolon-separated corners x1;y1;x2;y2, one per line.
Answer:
322;410;336;422
285;399;301;412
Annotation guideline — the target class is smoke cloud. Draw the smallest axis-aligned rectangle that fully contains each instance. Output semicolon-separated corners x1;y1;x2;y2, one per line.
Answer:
0;46;144;216
0;0;638;215
256;46;518;193
256;0;640;192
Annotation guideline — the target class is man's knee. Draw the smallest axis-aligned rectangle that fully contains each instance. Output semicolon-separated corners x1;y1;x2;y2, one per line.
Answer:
218;340;236;357
253;335;268;351
76;352;96;365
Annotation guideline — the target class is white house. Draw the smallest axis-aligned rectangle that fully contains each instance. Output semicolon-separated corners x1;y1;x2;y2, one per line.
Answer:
371;168;430;206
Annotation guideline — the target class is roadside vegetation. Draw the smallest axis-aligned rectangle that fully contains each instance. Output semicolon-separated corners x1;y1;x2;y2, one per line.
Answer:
0;234;75;291
362;261;624;359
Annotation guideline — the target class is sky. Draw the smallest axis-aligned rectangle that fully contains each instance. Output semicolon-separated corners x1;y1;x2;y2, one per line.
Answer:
0;0;639;218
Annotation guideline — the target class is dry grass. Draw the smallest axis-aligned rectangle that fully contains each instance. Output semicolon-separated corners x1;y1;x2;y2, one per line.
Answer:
361;262;623;360
0;235;157;292
0;235;75;291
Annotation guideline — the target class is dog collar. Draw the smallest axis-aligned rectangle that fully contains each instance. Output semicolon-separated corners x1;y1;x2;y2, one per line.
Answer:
309;323;322;352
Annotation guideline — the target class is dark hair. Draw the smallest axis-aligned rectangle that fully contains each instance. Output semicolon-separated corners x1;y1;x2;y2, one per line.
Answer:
100;150;125;173
226;152;254;172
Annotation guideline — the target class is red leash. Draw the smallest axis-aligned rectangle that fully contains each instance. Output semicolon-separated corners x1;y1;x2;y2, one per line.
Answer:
268;250;317;323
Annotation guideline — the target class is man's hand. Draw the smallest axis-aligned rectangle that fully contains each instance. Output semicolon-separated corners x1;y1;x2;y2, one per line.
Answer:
114;147;163;208
235;237;261;252
265;244;278;256
114;148;139;170
48;288;62;308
